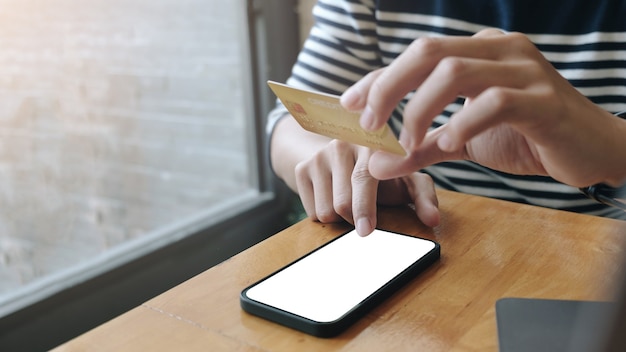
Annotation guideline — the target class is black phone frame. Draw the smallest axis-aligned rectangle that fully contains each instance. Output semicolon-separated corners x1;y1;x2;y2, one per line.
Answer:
240;228;441;337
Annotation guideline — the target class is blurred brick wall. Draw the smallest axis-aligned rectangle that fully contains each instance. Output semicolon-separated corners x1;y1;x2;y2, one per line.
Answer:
0;0;250;296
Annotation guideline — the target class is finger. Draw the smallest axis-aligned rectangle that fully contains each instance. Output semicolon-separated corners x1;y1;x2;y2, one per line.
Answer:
369;126;464;180
340;68;385;112
351;148;379;236
439;86;535;153
402;173;440;227
472;27;507;38
294;162;318;220
300;156;343;223
403;58;530;149
329;141;356;223
360;34;512;131
312;163;343;223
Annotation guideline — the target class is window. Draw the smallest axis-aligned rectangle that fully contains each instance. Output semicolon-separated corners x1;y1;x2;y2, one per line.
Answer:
0;0;300;349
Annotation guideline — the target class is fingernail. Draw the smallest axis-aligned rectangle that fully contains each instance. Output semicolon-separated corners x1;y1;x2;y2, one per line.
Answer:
356;217;372;237
340;89;361;109
437;132;454;151
360;106;376;131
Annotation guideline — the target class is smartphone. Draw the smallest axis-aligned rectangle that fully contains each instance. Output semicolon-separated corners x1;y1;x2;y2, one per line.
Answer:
240;228;440;337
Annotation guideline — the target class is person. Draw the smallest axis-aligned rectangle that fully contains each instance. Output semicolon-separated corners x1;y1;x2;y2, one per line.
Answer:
268;0;626;236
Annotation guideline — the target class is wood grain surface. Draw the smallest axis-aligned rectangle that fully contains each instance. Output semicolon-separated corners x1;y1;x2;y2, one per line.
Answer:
55;190;626;351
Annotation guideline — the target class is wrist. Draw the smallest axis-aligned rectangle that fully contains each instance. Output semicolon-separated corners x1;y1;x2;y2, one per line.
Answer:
580;183;626;210
600;110;626;186
579;110;626;210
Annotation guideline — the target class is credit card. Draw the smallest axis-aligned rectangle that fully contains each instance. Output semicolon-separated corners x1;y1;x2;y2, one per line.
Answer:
268;81;406;156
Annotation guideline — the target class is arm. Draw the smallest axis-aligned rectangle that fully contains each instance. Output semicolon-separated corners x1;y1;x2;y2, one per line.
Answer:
268;0;440;235
270;117;331;193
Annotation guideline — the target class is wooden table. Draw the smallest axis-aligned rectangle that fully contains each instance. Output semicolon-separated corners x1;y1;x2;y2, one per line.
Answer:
55;190;626;351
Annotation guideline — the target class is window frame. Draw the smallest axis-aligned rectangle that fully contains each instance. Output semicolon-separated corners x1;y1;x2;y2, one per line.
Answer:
0;0;301;349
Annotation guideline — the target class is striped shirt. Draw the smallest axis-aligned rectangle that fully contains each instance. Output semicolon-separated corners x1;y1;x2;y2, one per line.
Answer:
268;0;626;220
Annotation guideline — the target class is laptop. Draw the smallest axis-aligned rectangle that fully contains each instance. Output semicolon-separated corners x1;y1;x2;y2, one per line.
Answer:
496;256;626;352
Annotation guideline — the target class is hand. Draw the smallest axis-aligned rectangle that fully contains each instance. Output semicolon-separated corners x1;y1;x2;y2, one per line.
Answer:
340;29;626;187
294;139;440;236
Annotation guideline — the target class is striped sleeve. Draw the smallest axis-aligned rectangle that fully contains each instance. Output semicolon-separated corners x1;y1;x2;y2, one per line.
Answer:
267;0;626;220
287;0;381;94
266;0;381;139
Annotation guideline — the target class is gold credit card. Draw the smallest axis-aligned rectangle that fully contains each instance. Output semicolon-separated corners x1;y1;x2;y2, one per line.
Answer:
268;81;406;156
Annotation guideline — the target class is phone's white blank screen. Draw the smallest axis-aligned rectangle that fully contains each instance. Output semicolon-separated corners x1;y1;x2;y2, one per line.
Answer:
245;229;436;323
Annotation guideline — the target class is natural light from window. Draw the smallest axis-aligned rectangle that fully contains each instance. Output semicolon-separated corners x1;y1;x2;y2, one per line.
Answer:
0;0;255;315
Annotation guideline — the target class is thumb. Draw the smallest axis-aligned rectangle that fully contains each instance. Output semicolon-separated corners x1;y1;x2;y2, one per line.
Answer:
369;126;464;180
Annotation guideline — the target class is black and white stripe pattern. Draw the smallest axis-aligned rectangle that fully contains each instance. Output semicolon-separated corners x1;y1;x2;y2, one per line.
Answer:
268;0;626;219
